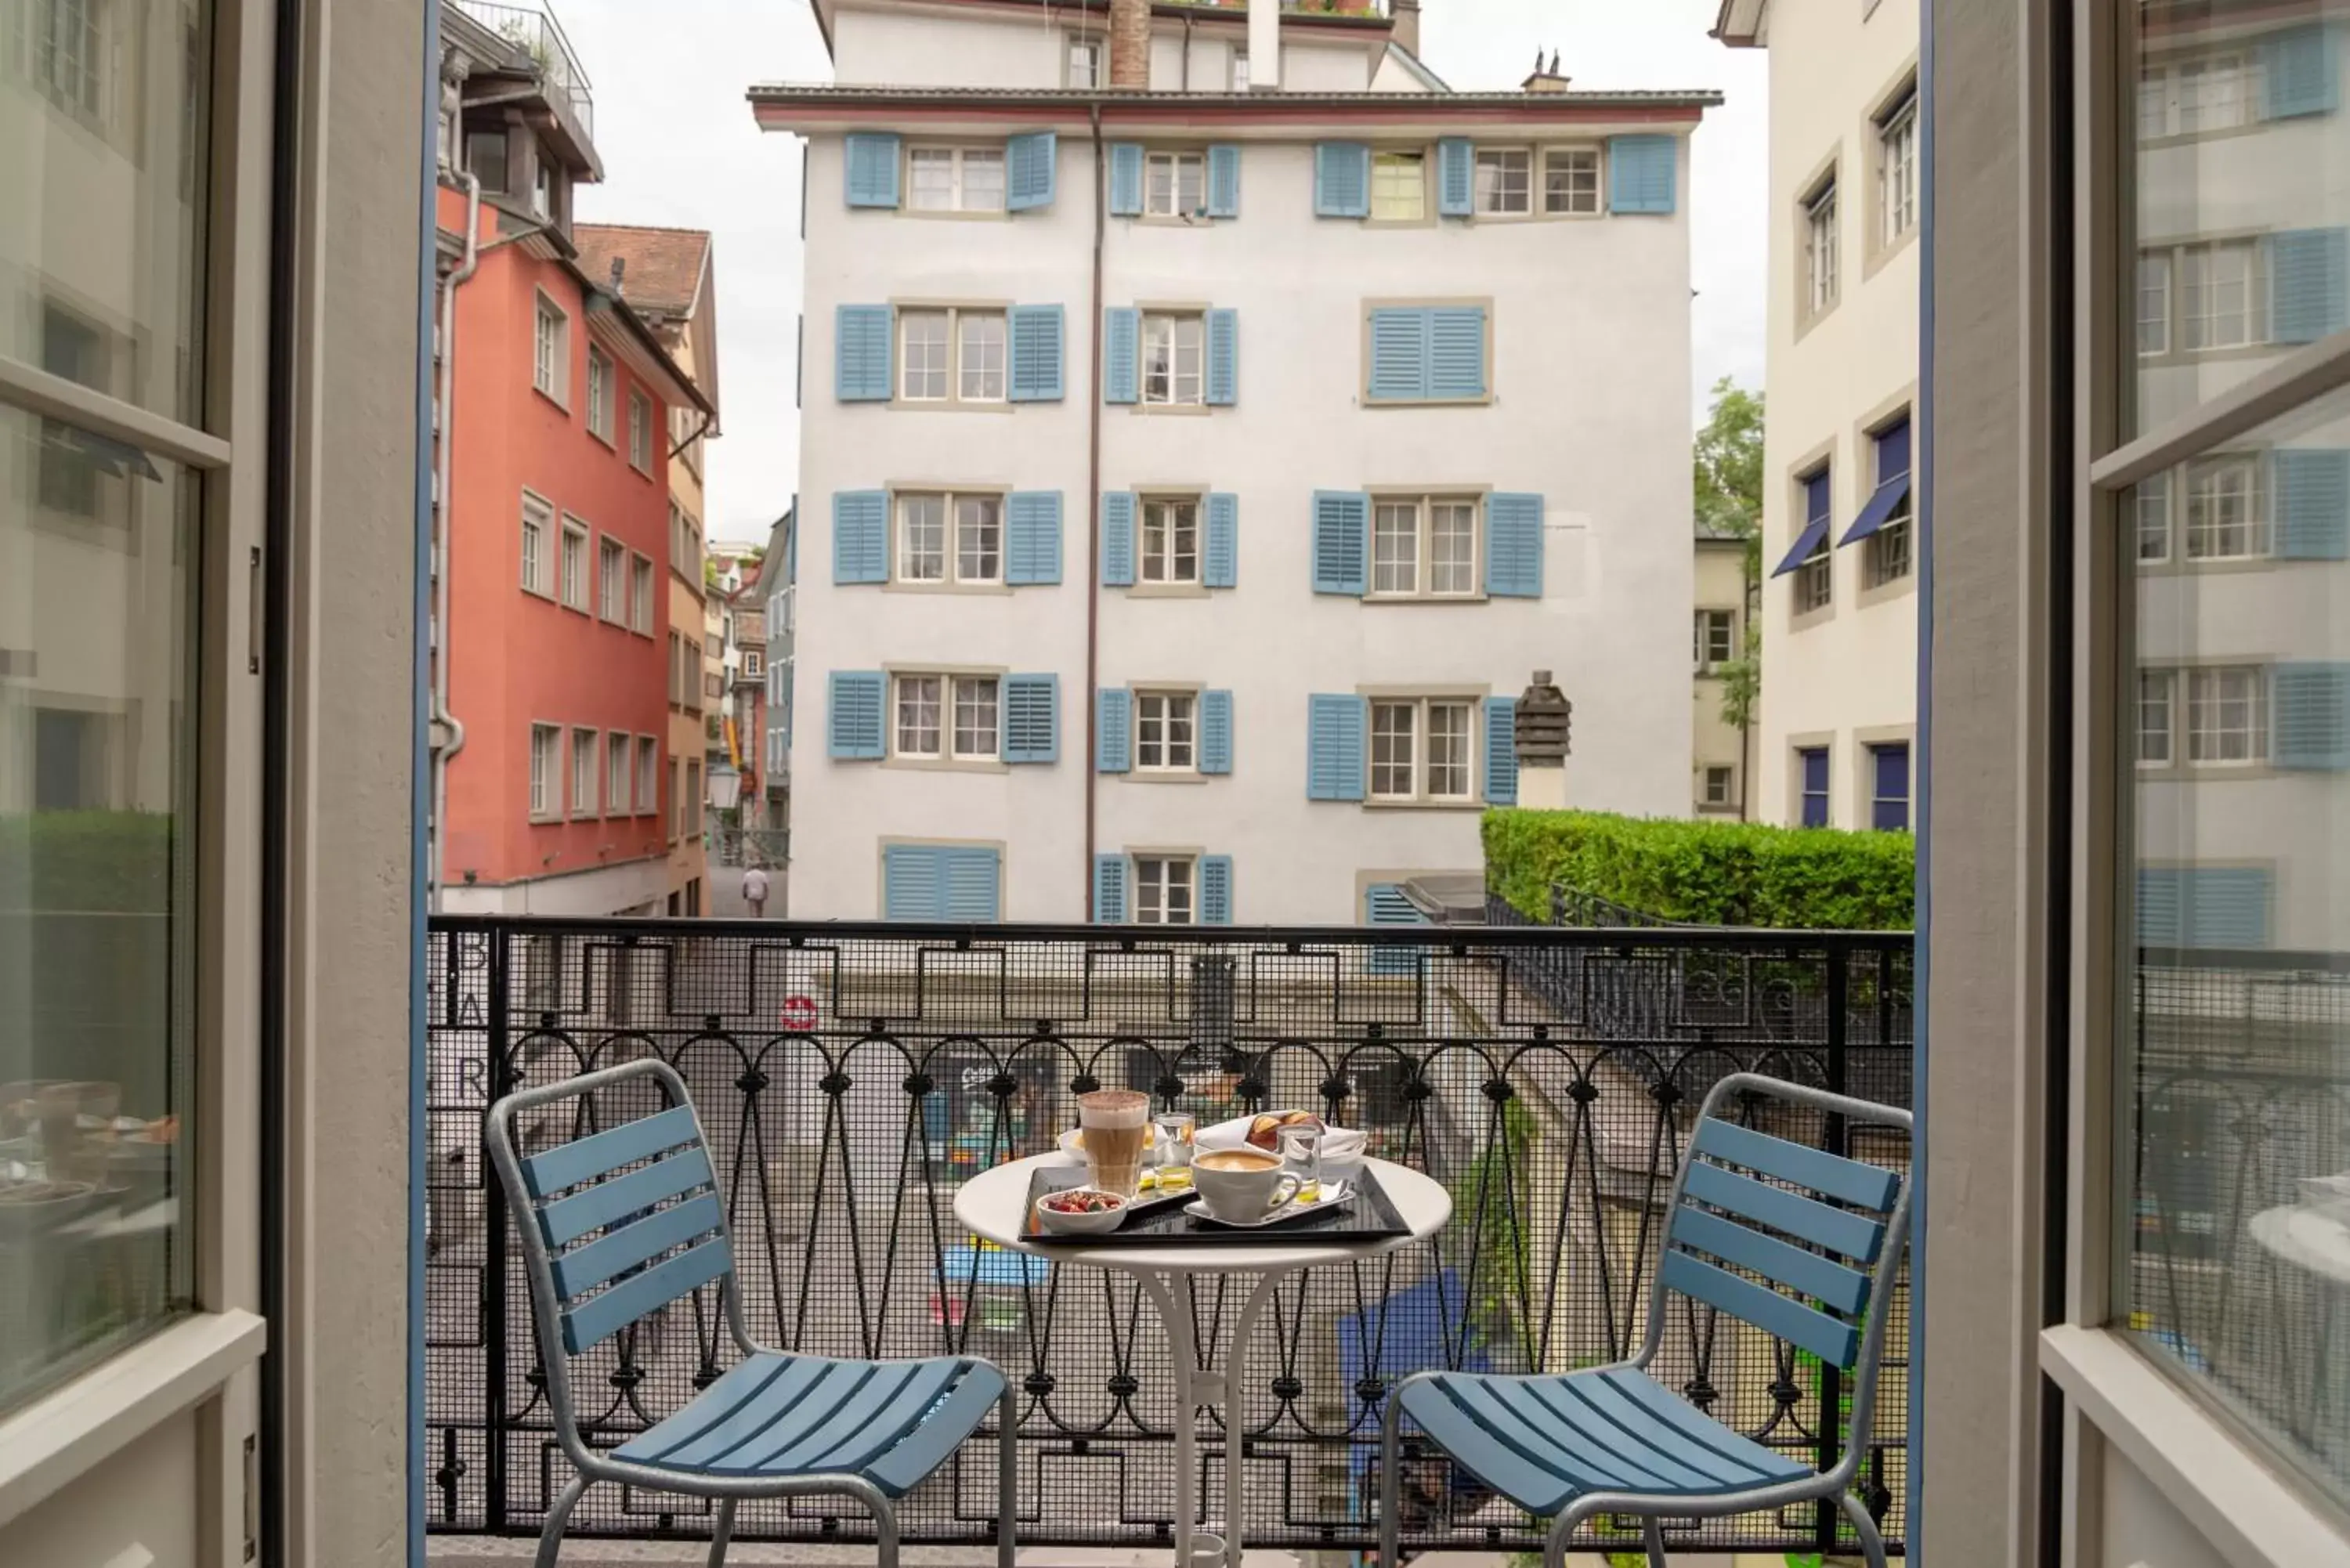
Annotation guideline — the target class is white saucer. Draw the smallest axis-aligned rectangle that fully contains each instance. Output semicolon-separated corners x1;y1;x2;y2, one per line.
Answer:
1184;1180;1350;1229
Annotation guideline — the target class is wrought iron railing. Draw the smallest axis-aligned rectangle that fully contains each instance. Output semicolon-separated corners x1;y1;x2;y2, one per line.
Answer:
424;915;1912;1555
452;0;595;139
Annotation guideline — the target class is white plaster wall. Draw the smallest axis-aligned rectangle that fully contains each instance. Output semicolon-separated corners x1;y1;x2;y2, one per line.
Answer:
794;132;1694;924
831;8;1069;87
1752;0;1921;829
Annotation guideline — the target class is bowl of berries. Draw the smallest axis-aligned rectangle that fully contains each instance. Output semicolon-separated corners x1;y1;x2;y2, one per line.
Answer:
1034;1186;1130;1236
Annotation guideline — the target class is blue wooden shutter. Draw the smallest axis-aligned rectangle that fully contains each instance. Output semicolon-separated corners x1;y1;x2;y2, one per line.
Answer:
828;671;887;759
1314;143;1371;217
1207;145;1242;218
883;845;942;919
1428;307;1488;400
1206;309;1238;406
2273;663;2350;768
1367;308;1429;401
1108;143;1145;215
2272;229;2349;344
1097;687;1132;773
1101;491;1137;587
1307;694;1366;800
1007;131;1058;210
2135;868;2184;947
1484;696;1517;805
831;490;888;584
1005;490;1064;583
1103;307;1141;404
1008;305;1065;402
1200;689;1233;775
2184;868;2273;948
941;847;1003;922
2261;25;2337;119
1365;883;1429;974
1437;138;1474;217
834;305;893;401
1607;134;1676;214
1205;493;1238;587
1093;854;1129;923
1486;493;1544;598
1002;674;1059;764
2274;450;2350;559
1311;491;1369;595
844;133;902;208
1200;856;1234;925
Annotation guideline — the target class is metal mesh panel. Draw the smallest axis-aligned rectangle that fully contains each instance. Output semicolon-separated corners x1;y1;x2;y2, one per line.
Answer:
425;914;1912;1555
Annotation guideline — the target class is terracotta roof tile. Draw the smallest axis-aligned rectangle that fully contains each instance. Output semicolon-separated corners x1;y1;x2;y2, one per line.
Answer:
573;224;711;320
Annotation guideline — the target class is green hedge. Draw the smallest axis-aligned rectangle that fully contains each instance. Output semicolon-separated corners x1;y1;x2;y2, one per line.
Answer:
0;811;177;913
1482;809;1914;930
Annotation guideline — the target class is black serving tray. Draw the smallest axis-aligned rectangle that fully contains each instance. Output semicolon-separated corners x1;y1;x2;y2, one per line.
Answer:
1022;1163;1408;1247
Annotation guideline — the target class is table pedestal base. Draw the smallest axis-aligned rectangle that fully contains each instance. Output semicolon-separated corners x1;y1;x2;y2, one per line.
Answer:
1133;1268;1287;1568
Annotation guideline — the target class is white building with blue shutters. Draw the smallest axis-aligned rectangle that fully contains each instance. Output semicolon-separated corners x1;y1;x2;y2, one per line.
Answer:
752;0;1718;925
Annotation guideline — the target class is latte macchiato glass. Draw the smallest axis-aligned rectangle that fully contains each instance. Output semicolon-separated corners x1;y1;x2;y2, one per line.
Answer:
1078;1089;1152;1197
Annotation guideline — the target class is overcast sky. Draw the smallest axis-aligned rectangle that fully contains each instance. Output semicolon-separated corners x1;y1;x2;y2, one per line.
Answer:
559;0;1768;547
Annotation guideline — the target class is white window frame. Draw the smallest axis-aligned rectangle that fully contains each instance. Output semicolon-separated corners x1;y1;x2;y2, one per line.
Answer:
1368;495;1482;601
744;650;764;678
1370;150;1427;222
1145;149;1209;218
2136;668;2175;768
597;535;625;623
1473;146;1533;216
905;143;1007;214
1141;496;1202;584
520;490;555;598
2137;251;2171;356
893;489;1004;585
1866;427;1915;587
895;305;1009;405
628;551;655;634
1066;33;1103;89
1696;609;1737;671
1134;854;1198;925
1141;311;1206;406
1134;689;1198;773
570;727;599;818
529;723;562;818
1703;765;1735;807
1875;88;1917;245
1541;146;1603;216
628;389;652;471
2182;453;2268;560
1804;176;1840;316
637;735;660;815
1368;695;1479;804
606;732;631;815
533;290;569;404
1797;534;1834;614
2135;471;2172;563
559;517;590;612
2183;664;2267;766
1231;49;1249;90
2138;49;2261;140
891;671;1000;762
586;346;613;443
2175;237;2264;352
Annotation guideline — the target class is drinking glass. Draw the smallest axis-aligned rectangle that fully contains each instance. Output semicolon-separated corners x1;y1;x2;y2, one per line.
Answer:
1278;1125;1325;1204
1153;1111;1196;1190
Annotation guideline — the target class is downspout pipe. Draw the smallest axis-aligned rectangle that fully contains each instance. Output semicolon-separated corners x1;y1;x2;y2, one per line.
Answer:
428;167;481;912
1084;102;1104;916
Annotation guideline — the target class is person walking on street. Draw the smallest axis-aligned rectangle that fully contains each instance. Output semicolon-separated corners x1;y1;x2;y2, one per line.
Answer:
743;862;770;919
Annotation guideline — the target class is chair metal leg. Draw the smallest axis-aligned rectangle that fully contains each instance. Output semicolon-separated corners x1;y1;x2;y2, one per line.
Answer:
706;1498;736;1568
1839;1490;1889;1568
999;1382;1018;1568
876;1497;902;1568
533;1474;588;1568
1378;1385;1405;1568
1643;1514;1666;1566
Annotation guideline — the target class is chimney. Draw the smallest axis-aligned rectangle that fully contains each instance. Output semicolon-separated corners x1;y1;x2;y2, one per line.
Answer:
1391;0;1420;56
1522;49;1570;93
1249;0;1279;89
1108;0;1150;88
608;255;626;294
1512;670;1573;810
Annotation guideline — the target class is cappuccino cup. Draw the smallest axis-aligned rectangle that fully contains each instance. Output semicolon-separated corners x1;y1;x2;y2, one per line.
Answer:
1191;1147;1302;1223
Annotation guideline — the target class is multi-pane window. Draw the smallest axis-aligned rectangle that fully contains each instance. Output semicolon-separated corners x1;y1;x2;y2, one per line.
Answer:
894;673;999;761
895;491;1003;584
898;307;1007;403
1798;746;1830;828
2183;454;2265;559
2137;254;2171;355
559;521;588;610
607;733;631;815
2185;665;2266;764
1146;150;1207;217
32;0;106;119
629;555;654;634
629;390;652;470
2178;240;2259;351
1369;698;1475;802
671;759;683;836
598;537;625;621
1474;147;1531;215
1696;609;1736;671
530;724;561;817
907;146;1006;212
637;736;659;815
587;347;612;440
533;294;566;399
1231;49;1249;89
2138;52;2258;140
685;760;702;835
2137;669;2175;765
570;728;598;816
1372;151;1426;221
1141;313;1205;406
1371;497;1479;598
1136;691;1196;771
1141;498;1200;583
1704;765;1734;807
1068;35;1102;88
521;493;552;595
1797;536;1833;614
1870;742;1911;832
2135;471;2173;562
1876;88;1917;244
1542;148;1600;215
1867;426;1914;588
1804;178;1839;315
1135;857;1195;925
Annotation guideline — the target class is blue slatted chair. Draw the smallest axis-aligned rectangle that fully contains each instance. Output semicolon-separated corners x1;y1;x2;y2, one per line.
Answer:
486;1060;1014;1568
1379;1072;1911;1568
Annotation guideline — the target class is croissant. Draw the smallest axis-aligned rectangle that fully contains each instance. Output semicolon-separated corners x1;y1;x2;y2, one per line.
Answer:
1246;1110;1323;1151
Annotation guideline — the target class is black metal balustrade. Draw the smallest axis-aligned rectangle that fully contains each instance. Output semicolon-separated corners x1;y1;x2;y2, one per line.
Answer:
423;912;1914;1556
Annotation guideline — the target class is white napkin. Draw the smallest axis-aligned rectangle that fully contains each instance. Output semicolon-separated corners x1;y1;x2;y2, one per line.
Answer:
1194;1114;1368;1160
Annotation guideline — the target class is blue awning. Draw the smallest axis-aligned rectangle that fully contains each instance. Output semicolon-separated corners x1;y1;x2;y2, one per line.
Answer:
1335;1270;1484;1483
1838;474;1913;547
1770;513;1832;576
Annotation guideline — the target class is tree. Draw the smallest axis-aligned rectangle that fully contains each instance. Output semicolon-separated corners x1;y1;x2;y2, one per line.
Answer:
1694;377;1766;734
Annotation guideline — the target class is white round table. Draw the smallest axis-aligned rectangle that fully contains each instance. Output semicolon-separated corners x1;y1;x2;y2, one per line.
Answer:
954;1152;1451;1568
